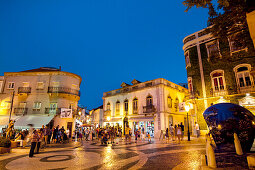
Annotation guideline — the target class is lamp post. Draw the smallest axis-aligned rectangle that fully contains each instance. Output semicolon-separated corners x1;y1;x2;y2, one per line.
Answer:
185;105;191;141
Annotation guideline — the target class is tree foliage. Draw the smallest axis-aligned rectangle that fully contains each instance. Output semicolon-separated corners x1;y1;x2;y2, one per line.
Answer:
182;0;252;40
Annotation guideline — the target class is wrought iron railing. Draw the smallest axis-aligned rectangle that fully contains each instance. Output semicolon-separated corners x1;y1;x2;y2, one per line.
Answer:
18;87;31;94
48;87;80;96
14;108;28;115
143;105;156;113
45;108;61;114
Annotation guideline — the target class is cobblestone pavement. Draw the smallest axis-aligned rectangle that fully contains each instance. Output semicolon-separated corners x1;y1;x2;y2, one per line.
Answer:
0;137;207;170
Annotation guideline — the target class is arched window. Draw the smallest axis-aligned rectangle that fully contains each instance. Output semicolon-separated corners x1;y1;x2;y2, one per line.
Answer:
116;101;120;114
146;95;153;106
234;64;253;93
167;96;172;108
124;99;128;112
210;70;226;92
133;98;138;114
106;102;111;111
174;98;179;112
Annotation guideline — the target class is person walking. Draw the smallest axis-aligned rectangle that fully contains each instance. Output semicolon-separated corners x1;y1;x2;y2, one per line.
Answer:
36;129;43;153
29;130;39;158
180;122;184;141
174;125;177;141
165;128;170;143
195;122;200;138
169;124;175;141
176;125;182;144
125;125;131;144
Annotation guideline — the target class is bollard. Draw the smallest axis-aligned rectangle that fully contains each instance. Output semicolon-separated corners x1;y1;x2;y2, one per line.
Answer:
208;143;217;168
234;133;243;155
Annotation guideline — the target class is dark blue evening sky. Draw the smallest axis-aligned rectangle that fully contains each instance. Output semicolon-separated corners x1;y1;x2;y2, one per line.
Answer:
0;0;208;109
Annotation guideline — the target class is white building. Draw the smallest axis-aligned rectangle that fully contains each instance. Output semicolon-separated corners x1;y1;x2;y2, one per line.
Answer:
102;78;190;138
0;67;82;135
89;105;103;127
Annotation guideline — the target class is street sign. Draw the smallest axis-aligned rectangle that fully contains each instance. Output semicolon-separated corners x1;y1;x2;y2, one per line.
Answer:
60;108;72;118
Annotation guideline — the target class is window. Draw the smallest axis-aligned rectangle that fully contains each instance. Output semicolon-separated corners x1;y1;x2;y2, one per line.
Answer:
36;82;44;89
174;98;179;112
106;102;110;111
234;65;253;90
116;101;120;113
184;51;191;67
33;102;41;110
210;70;226;91
167;96;172;108
8;82;15;89
229;32;247;54
206;40;221;61
52;82;59;87
124;99;128;112
22;82;29;87
133;98;138;113
72;84;78;89
146;95;153;106
188;77;193;94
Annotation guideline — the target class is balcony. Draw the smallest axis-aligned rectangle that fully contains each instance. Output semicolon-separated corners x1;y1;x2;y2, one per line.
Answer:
14;108;28;116
18;87;31;94
48;87;80;96
143;105;156;113
45;108;61;115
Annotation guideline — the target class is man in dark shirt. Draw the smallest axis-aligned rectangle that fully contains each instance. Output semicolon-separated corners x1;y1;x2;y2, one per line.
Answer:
180;122;184;141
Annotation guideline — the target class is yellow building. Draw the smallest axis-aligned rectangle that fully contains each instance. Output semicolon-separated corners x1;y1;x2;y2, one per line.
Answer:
0;67;81;135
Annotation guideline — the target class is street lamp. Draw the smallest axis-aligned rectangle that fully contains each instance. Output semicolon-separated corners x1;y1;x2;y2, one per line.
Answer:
185;105;191;141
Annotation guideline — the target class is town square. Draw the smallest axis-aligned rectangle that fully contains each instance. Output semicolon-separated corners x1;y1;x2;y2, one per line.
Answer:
0;0;255;169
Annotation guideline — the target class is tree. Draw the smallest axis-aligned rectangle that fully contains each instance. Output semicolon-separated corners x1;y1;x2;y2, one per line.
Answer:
182;0;253;41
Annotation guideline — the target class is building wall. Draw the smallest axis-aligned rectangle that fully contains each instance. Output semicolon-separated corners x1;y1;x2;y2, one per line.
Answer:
0;69;81;133
183;27;255;131
103;78;189;138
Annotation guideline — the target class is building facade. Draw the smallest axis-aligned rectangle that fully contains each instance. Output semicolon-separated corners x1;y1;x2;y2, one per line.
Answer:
0;67;82;134
183;27;255;133
89;105;103;128
102;78;189;138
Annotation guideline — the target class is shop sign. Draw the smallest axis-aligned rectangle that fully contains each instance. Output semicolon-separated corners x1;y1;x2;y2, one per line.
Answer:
60;108;72;118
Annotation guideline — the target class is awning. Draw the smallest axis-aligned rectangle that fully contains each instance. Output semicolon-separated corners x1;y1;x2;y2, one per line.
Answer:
14;115;54;129
0;116;20;129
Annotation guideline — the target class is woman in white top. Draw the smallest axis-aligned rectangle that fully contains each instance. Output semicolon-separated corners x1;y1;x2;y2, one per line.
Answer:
176;125;182;144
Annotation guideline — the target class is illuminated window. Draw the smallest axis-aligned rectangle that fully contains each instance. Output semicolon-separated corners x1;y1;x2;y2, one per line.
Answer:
167;96;172;108
210;70;226;91
116;101;120;114
133;98;138;113
106;102;110;111
36;82;44;89
33;102;41;110
234;64;253;90
174;98;179;112
124;99;128;112
184;50;191;67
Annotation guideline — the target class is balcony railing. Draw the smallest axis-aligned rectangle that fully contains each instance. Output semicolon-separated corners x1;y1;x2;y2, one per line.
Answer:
48;87;80;96
143;105;156;113
14;108;28;115
45;108;61;114
18;87;31;94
